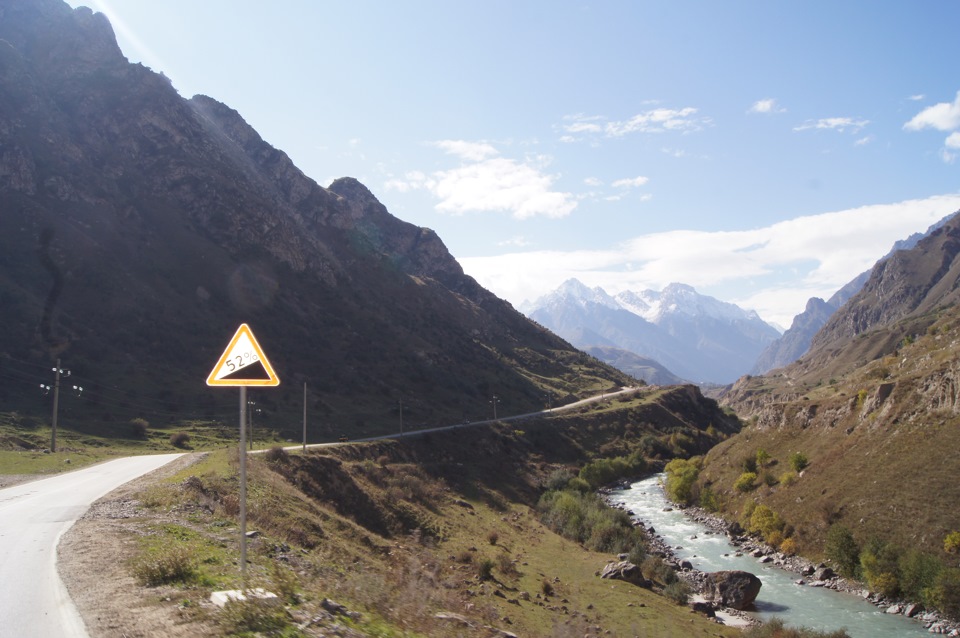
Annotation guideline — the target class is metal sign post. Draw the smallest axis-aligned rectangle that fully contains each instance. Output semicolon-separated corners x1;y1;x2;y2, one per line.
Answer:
206;324;279;590
238;386;248;585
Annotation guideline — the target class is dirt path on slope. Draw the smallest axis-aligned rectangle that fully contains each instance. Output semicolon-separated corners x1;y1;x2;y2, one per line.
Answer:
57;453;221;638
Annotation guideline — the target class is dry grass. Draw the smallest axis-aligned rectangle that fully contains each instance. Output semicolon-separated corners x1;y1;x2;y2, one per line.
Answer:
708;306;960;566
106;402;746;637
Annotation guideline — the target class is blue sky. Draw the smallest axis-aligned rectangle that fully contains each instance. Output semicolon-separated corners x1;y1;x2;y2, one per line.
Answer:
67;1;960;327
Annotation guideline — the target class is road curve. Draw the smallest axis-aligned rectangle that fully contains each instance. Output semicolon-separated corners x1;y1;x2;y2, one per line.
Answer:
0;453;184;638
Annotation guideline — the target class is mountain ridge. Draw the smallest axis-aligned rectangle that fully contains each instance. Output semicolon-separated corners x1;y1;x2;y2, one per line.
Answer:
751;212;957;375
0;0;636;435
525;278;779;384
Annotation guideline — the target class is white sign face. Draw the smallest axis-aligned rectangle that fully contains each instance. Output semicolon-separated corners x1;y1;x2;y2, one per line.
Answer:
206;324;280;387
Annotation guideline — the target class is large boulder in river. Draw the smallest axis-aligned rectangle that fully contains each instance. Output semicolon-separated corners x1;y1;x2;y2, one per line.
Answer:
703;571;762;610
599;561;651;588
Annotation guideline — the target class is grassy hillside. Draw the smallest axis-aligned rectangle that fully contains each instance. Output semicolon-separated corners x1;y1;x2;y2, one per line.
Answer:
695;305;960;613
48;386;745;637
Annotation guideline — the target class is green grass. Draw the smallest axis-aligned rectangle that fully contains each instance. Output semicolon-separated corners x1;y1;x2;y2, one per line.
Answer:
0;413;287;479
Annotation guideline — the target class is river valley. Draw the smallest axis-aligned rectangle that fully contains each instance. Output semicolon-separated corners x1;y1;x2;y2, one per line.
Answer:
608;475;937;638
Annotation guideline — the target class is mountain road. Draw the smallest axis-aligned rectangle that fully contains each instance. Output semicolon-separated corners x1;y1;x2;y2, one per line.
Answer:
0;453;184;638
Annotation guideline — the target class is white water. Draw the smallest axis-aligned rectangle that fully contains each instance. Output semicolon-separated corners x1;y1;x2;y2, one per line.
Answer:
608;475;931;638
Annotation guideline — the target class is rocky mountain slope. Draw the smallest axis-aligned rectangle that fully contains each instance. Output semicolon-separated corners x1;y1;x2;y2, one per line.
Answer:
524;279;779;384
751;214;955;375
0;0;636;436
703;214;960;571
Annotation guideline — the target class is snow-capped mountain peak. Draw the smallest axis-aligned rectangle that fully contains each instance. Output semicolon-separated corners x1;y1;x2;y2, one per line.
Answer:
538;278;621;310
524;280;781;384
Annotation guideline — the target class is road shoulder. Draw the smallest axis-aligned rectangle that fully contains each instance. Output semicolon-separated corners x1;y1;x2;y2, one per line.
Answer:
57;453;218;638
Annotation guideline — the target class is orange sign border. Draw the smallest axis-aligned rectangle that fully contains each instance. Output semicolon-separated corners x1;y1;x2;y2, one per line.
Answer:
206;323;280;387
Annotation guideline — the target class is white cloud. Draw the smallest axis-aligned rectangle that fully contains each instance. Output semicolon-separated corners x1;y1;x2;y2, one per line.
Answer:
908;94;925;101
498;236;532;248
903;91;960;132
612;176;650;189
904;92;960;163
583;176;603;187
458;195;960;327
561;107;710;141
385;141;577;219
793;117;870;133
431;140;499;161
748;98;786;114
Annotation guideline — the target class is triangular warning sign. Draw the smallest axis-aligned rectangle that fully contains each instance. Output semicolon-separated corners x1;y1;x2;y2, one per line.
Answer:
206;324;280;387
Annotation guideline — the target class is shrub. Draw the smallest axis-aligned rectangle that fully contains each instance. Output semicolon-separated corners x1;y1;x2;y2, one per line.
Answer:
497;552;518;577
898;549;941;604
264;446;289;464
641;555;677;586
578;453;647;489
944;531;960;554
219;598;290;634
930;568;960;618
698;485;720;512
663;581;691;605
270;561;300;605
129;418;149;439
477;558;495;581
825;525;860;579
541;579;555;596
169;432;191;449
788;452;809;473
537;489;645;554
567;477;591;493
780;537;798;555
131;545;196;586
743;618;851;638
544;468;575;491
627;543;646;566
734;472;757;492
860;538;901;597
487;530;499;546
779;471;798;487
663;458;700;505
756;448;771;469
741;455;758;474
748;504;785;541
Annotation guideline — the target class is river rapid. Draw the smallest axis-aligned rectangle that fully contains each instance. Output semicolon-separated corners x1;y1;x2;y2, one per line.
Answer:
608;475;936;638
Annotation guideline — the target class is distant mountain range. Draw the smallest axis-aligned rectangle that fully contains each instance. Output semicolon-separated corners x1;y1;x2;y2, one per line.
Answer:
523;280;780;384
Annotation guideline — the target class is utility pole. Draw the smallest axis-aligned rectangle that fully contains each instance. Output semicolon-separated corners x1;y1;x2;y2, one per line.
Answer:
490;394;500;421
302;382;307;453
399;398;403;436
50;359;70;453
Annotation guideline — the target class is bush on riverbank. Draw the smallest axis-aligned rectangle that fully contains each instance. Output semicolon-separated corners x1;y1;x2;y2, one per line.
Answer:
537;488;647;555
578;451;648;489
742;618;849;638
663;457;700;505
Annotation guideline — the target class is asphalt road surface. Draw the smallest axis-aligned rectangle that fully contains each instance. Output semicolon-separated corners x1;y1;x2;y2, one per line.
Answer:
0;453;184;638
